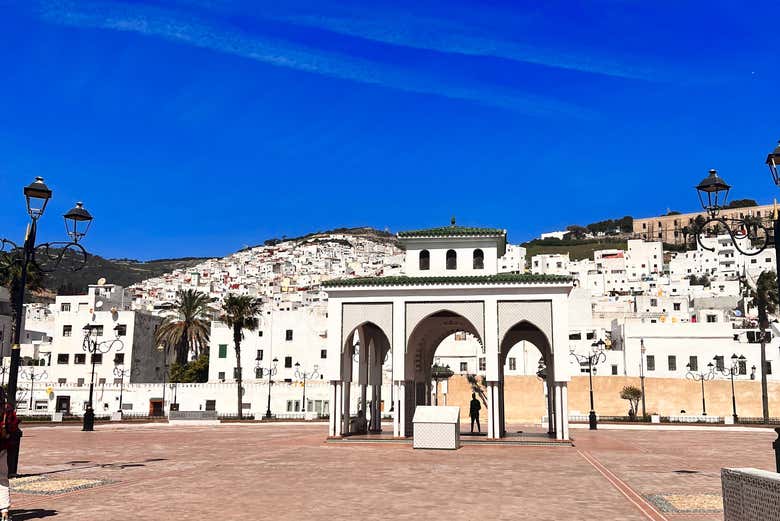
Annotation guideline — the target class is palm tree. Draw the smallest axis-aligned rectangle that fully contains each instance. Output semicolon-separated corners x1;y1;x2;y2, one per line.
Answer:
750;270;778;423
154;289;211;366
220;294;260;419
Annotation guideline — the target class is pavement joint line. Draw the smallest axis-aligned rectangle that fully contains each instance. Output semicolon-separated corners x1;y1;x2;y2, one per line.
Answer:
577;450;668;521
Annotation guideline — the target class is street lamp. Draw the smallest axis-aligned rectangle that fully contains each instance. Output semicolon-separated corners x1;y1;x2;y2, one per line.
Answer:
19;363;48;412
639;338;647;418
293;362;320;416
570;340;607;430
255;356;278;420
113;363;136;415
686;361;715;416
716;354;747;423
0;177;93;475
82;324;123;431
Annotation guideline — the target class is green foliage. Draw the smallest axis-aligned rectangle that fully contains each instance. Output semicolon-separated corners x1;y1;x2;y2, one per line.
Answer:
466;374;488;407
688;274;710;287
431;364;454;381
726;199;759;209
565;225;588;239
169;354;209;383
155;289;212;366
619;385;642;416
585;215;633;234
751;270;778;330
522;238;627;261
221;294;261;419
664;210;681;216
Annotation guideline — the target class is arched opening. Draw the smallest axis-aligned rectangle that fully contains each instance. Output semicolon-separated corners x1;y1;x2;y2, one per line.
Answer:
473;249;484;269
419;249;430;270
405;309;484;436
499;320;554;438
446;249;457;270
340;321;392;436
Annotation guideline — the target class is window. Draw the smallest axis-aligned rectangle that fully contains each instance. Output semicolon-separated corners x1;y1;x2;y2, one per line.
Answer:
58;378;66;385
446;249;457;270
74;353;86;364
61;303;71;312
508;358;516;371
77;378;85;386
205;400;216;411
673;303;681;311
714;356;724;372
738;360;747;375
586;331;596;340
258;331;263;337
285;329;293;341
256;349;263;361
320;349;327;359
113;378;123;385
116;324;127;336
98;378;106;385
287;400;301;412
94;325;104;337
688;356;698;371
285;356;293;368
766;361;773;375
255;367;263;378
473;249;484;269
569;332;582;340
706;314;717;323
233;367;241;379
57;354;69;364
650;298;658;307
454;332;467;341
114;353;125;365
460;362;468;372
91;353;103;365
611;365;618;375
419;250;430;271
62;325;72;337
668;355;677;371
218;344;227;358
218;372;225;381
478;357;486;371
646;355;655;371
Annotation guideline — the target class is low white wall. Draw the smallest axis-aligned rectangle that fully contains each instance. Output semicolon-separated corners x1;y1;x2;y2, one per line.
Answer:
722;467;780;521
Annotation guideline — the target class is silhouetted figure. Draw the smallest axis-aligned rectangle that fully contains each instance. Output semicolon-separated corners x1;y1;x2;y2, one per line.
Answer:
0;387;20;520
469;393;481;433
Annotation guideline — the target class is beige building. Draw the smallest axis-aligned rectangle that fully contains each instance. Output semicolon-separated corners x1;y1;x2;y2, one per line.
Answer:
633;204;773;245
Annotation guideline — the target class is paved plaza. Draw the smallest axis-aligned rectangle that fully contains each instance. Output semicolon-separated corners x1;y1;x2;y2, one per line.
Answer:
7;422;779;520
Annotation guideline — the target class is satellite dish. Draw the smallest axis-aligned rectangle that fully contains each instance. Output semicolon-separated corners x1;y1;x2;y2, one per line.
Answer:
97;277;107;285
95;300;104;309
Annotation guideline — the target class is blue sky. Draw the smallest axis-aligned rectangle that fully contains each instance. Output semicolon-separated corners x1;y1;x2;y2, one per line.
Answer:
1;0;779;260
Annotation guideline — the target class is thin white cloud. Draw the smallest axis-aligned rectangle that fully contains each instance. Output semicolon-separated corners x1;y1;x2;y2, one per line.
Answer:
31;0;593;117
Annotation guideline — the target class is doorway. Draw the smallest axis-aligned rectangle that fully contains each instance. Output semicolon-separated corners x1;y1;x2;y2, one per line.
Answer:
55;395;71;414
149;399;163;417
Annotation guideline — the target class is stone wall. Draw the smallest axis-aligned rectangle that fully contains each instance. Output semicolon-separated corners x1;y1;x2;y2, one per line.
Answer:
722;467;780;521
438;375;780;423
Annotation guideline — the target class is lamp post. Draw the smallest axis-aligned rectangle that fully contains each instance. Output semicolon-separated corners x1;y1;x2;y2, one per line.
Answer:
639;338;647;418
19;364;48;412
113;364;134;414
256;356;278;420
717;353;747;423
82;324;123;431
0;177;93;474
686;361;715;416
294;362;320;416
692;162;780;423
570;340;607;430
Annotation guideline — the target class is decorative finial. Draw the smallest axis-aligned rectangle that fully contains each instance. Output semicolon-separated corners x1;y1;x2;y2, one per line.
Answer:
450;216;456;226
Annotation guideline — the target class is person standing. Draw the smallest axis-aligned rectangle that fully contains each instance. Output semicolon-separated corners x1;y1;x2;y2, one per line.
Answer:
469;392;481;433
0;388;19;521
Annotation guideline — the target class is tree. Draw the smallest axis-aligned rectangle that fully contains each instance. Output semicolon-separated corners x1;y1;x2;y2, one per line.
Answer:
169;353;210;383
466;374;488;408
154;289;212;366
620;385;642;418
726;199;758;209
750;270;778;423
565;225;588;240
220;294;260;419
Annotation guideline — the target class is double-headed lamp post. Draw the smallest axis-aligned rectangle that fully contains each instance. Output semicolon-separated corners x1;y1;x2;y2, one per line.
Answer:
686;361;715;416
113;363;134;414
0;177;93;475
255;356;278;420
19;364;48;412
82;324;123;431
570;339;607;430
717;353;747;423
294;362;320;415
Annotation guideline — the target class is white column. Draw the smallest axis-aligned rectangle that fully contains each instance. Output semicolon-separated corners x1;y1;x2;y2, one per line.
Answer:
562;383;570;440
487;382;495;438
398;381;406;437
554;383;563;441
393;382;400;437
492;383;501;439
333;382;343;437
341;382;351;435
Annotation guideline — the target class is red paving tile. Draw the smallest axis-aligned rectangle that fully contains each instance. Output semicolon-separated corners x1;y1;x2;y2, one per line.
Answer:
8;423;778;520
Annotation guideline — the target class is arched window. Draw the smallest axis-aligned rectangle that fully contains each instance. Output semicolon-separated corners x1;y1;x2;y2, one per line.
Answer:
446;249;457;270
473;249;484;269
419;250;430;271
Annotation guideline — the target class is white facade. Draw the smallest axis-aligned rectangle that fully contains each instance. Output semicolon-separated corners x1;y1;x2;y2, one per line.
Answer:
531;254;570;276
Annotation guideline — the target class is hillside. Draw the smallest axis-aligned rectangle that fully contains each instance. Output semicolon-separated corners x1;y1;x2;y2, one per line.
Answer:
522;238;628;261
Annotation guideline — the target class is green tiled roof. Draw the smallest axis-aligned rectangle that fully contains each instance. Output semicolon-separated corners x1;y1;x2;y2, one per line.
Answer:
322;273;572;288
397;226;506;238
